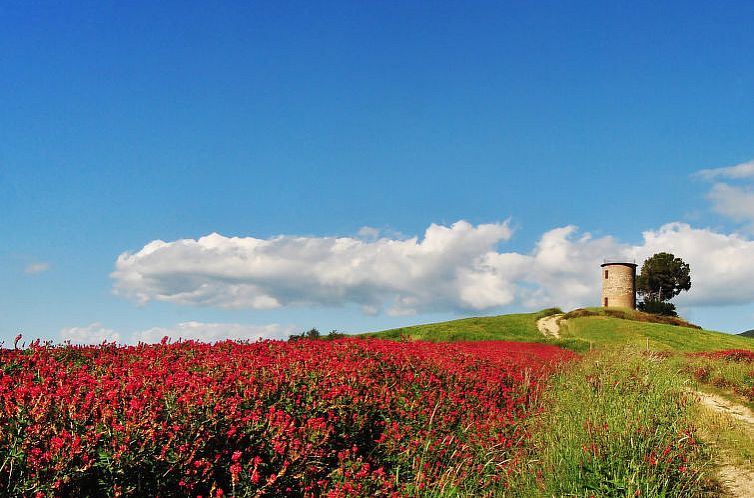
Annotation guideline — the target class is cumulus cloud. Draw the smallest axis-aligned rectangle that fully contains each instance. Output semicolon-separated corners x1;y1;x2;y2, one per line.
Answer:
132;322;293;343
112;220;516;315
111;219;754;314
24;262;50;274
61;323;120;344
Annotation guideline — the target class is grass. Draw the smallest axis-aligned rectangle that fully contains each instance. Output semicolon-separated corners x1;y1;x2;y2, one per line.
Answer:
366;306;754;354
693;402;754;469
673;353;754;409
365;307;754;496
562;307;702;329
364;308;562;343
507;348;720;497
560;314;754;353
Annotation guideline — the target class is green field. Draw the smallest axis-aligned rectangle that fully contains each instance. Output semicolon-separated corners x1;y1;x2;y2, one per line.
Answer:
364;308;558;342
367;307;753;353
367;308;753;496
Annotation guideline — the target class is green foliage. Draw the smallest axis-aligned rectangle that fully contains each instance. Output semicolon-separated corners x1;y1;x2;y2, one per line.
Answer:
563;307;700;328
637;298;677;316
288;328;347;341
288;327;320;341
508;348;720;497
324;329;346;341
636;252;691;307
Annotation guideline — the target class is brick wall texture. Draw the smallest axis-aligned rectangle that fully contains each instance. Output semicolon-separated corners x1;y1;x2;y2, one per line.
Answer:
601;263;636;309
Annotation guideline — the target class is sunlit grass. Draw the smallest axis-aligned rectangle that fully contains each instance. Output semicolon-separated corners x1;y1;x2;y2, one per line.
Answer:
507;348;721;497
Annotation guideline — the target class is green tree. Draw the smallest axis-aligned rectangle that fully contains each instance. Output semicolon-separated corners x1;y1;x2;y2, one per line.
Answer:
288;327;320;342
636;252;691;316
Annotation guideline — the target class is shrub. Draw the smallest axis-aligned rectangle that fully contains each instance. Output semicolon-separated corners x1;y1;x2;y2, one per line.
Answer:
638;299;678;316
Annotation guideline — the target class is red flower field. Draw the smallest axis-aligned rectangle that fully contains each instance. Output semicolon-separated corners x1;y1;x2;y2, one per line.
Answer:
689;349;754;363
0;338;575;497
687;349;754;403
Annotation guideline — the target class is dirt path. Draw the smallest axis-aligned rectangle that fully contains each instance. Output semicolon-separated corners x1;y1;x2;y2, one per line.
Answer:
697;391;754;427
695;391;754;497
536;314;563;339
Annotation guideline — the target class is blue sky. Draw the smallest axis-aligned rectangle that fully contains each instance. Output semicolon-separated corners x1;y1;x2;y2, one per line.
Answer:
3;1;754;344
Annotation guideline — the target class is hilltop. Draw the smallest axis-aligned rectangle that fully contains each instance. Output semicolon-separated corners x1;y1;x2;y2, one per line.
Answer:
366;307;754;353
739;329;754;338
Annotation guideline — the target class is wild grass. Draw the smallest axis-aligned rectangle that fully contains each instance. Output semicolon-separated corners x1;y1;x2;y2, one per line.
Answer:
364;308;562;343
507;348;720;497
693;402;754;469
367;307;753;354
364;308;753;495
559;314;753;353
562;307;702;329
674;354;754;408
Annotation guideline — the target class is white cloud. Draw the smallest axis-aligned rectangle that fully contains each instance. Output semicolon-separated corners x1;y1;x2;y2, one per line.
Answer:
60;321;293;345
356;226;380;240
24;262;50;274
132;322;292;343
636;223;754;307
695;159;754;226
112;220;516;315
60;323;120;344
110;219;754;314
706;183;754;223
695;160;754;180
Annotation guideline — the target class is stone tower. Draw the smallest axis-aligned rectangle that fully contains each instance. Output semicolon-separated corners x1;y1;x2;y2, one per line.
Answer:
600;260;637;309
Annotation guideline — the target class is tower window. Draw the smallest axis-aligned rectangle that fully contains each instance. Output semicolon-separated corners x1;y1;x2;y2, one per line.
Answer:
604;297;608;307
604;270;609;279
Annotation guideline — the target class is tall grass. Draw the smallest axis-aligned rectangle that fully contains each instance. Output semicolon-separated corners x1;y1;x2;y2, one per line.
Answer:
675;352;754;407
508;348;720;497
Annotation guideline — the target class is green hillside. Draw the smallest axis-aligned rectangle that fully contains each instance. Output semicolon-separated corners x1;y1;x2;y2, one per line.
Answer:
364;308;559;343
739;329;754;338
560;311;752;352
367;307;754;353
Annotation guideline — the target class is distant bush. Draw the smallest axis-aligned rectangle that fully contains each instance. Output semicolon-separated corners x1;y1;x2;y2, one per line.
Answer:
563;307;701;330
537;307;564;318
288;327;320;341
603;308;631;320
562;309;599;320
323;330;347;341
289;328;348;341
639;299;678;317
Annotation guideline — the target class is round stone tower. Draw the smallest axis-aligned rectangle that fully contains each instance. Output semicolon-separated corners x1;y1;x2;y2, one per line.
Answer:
600;260;637;309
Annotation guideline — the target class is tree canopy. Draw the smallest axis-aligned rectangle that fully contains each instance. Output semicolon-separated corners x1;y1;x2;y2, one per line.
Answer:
636;252;691;315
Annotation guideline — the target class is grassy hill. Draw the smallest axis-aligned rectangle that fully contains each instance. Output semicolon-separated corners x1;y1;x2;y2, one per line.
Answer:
559;308;752;352
367;307;754;353
363;308;559;342
739;329;754;338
